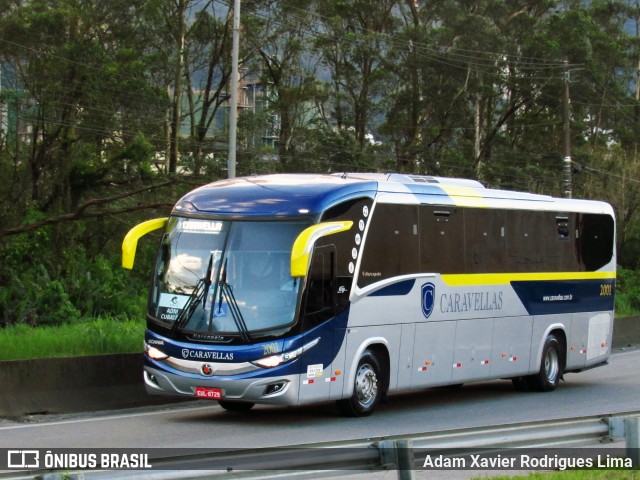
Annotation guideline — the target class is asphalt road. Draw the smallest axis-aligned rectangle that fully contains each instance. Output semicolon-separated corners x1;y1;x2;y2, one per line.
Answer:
0;348;638;450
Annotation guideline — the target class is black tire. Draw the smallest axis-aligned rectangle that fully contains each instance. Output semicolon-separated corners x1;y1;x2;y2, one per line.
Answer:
527;334;564;392
337;349;384;417
218;400;255;412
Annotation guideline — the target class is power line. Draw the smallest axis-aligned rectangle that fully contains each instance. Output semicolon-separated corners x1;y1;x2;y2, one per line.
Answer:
230;0;573;69
580;163;640;185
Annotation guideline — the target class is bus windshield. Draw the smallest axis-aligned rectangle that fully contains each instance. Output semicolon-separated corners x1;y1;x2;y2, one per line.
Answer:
150;218;309;338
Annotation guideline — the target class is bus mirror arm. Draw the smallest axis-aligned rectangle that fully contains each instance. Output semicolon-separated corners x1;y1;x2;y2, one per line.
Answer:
122;218;168;269
290;221;353;278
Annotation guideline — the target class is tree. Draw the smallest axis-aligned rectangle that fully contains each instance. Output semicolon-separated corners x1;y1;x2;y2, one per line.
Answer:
164;0;188;175
0;0;168;216
314;0;399;161
242;0;324;170
0;0;174;326
183;3;234;175
381;0;475;173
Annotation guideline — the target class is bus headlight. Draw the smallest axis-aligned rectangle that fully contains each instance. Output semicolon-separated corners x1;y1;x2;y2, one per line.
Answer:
145;344;169;360
252;337;320;369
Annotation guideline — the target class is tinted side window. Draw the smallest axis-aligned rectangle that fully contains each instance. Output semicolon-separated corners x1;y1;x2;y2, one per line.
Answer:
464;208;506;273
358;203;419;287
546;213;581;272
505;210;547;272
420;206;465;274
579;213;615;271
303;245;335;328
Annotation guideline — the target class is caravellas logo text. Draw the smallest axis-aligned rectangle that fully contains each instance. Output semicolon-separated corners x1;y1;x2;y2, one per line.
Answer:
181;349;234;361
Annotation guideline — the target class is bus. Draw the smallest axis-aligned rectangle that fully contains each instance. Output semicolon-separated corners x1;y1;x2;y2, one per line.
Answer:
122;173;616;416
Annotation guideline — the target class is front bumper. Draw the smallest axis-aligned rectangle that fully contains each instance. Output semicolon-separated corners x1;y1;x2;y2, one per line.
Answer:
143;364;300;406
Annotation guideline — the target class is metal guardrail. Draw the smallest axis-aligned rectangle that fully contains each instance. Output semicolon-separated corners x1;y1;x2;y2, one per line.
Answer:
2;411;639;480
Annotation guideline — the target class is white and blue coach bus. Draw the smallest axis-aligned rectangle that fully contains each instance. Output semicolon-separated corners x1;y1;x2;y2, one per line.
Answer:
122;173;616;416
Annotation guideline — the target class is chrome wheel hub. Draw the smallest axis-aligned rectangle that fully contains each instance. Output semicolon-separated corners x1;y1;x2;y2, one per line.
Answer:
545;348;559;383
355;363;378;408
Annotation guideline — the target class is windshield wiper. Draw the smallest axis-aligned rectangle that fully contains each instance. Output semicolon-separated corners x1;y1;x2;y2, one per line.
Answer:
172;253;214;333
217;258;251;342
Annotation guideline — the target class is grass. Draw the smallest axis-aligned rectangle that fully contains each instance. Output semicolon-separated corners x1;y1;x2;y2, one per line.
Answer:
0;317;145;361
476;471;639;480
614;294;638;318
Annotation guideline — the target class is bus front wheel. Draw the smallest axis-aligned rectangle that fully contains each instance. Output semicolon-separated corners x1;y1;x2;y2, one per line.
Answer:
337;349;383;417
527;334;564;392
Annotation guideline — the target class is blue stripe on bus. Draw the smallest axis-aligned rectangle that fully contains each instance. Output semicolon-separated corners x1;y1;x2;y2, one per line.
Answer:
369;279;416;297
510;278;615;315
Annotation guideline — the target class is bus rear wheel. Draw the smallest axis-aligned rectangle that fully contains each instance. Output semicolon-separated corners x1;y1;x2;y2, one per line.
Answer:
526;334;564;392
218;400;255;412
337;349;383;417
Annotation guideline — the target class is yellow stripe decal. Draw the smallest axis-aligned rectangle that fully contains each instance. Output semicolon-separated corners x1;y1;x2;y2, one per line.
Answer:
441;271;616;286
438;185;489;208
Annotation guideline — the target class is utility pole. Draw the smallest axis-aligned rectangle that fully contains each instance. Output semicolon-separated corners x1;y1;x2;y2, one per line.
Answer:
562;59;572;199
227;0;241;179
169;0;186;175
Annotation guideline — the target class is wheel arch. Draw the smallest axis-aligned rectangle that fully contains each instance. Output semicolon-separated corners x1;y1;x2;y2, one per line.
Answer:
343;338;390;399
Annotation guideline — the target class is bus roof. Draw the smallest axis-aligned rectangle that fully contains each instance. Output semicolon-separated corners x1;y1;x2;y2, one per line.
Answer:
172;173;613;218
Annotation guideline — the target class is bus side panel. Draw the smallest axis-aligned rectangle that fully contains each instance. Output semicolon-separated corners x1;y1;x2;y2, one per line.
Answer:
585;312;612;366
451;318;494;383
567;313;588;370
567;311;612;370
348;295;420;327
396;323;416;391
411;321;455;389
490;316;533;378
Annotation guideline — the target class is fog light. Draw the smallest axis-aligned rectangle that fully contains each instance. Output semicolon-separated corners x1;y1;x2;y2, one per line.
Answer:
147;372;159;385
263;381;287;396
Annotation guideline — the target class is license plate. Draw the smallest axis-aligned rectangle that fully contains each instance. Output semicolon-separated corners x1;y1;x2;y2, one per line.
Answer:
195;387;223;399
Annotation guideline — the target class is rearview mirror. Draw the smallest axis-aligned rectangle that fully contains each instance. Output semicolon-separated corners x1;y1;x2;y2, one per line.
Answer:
122;218;168;269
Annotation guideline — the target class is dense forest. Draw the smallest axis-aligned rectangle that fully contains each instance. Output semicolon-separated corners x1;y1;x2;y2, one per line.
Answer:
2;0;640;327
